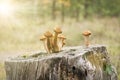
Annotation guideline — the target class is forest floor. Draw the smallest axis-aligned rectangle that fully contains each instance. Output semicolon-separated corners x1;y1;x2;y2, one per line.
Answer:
0;17;120;80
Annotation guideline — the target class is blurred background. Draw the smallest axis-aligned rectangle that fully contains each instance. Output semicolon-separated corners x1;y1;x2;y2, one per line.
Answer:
0;0;120;79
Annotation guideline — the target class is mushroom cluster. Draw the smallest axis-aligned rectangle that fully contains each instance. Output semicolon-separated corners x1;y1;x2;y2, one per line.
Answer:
40;27;66;53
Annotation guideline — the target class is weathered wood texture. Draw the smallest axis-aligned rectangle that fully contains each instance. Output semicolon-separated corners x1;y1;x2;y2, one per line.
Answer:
5;45;118;80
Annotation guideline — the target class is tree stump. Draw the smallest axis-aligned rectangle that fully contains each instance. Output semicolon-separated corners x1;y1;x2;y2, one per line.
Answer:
5;45;118;80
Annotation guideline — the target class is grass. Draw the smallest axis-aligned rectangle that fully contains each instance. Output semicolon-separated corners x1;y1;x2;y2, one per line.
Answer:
0;17;120;79
0;63;5;80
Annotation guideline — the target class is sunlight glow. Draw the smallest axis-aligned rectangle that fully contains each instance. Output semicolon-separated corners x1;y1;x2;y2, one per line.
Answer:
0;2;14;16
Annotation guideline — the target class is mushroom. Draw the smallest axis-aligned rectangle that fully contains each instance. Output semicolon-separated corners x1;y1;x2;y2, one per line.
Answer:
40;35;46;41
82;30;91;47
40;35;48;51
62;41;66;47
44;31;53;53
58;34;66;50
53;27;62;52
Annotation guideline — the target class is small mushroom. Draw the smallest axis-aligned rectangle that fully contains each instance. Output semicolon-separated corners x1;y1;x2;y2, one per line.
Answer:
44;31;53;53
62;41;66;47
58;34;66;50
82;30;91;47
40;35;48;51
53;27;62;52
40;35;46;41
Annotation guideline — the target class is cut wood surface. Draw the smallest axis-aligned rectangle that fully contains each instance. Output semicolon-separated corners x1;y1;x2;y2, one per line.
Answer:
5;45;118;80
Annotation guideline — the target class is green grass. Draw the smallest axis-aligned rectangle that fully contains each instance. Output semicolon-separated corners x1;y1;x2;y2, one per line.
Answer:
0;17;120;79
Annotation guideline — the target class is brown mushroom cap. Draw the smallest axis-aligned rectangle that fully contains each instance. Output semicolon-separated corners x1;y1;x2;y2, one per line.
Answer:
54;27;62;34
44;31;53;37
58;34;66;39
82;30;91;36
40;36;46;41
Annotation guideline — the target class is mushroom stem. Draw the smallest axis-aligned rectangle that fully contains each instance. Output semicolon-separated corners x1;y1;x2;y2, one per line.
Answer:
46;38;52;53
53;33;59;52
54;33;58;46
61;39;65;47
84;36;89;47
52;27;62;53
62;40;65;47
43;41;48;53
40;36;48;53
58;34;66;50
44;31;53;53
58;38;63;50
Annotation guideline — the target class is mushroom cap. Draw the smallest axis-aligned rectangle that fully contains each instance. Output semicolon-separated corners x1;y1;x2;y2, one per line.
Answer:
58;34;66;39
40;36;46;41
44;31;53;37
54;27;62;34
82;30;91;36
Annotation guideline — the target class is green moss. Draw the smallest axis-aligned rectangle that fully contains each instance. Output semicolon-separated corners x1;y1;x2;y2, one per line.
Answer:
103;64;112;75
85;52;113;75
31;52;48;58
21;53;30;58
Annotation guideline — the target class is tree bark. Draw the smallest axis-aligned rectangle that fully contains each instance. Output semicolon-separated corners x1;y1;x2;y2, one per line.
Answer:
5;45;118;80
